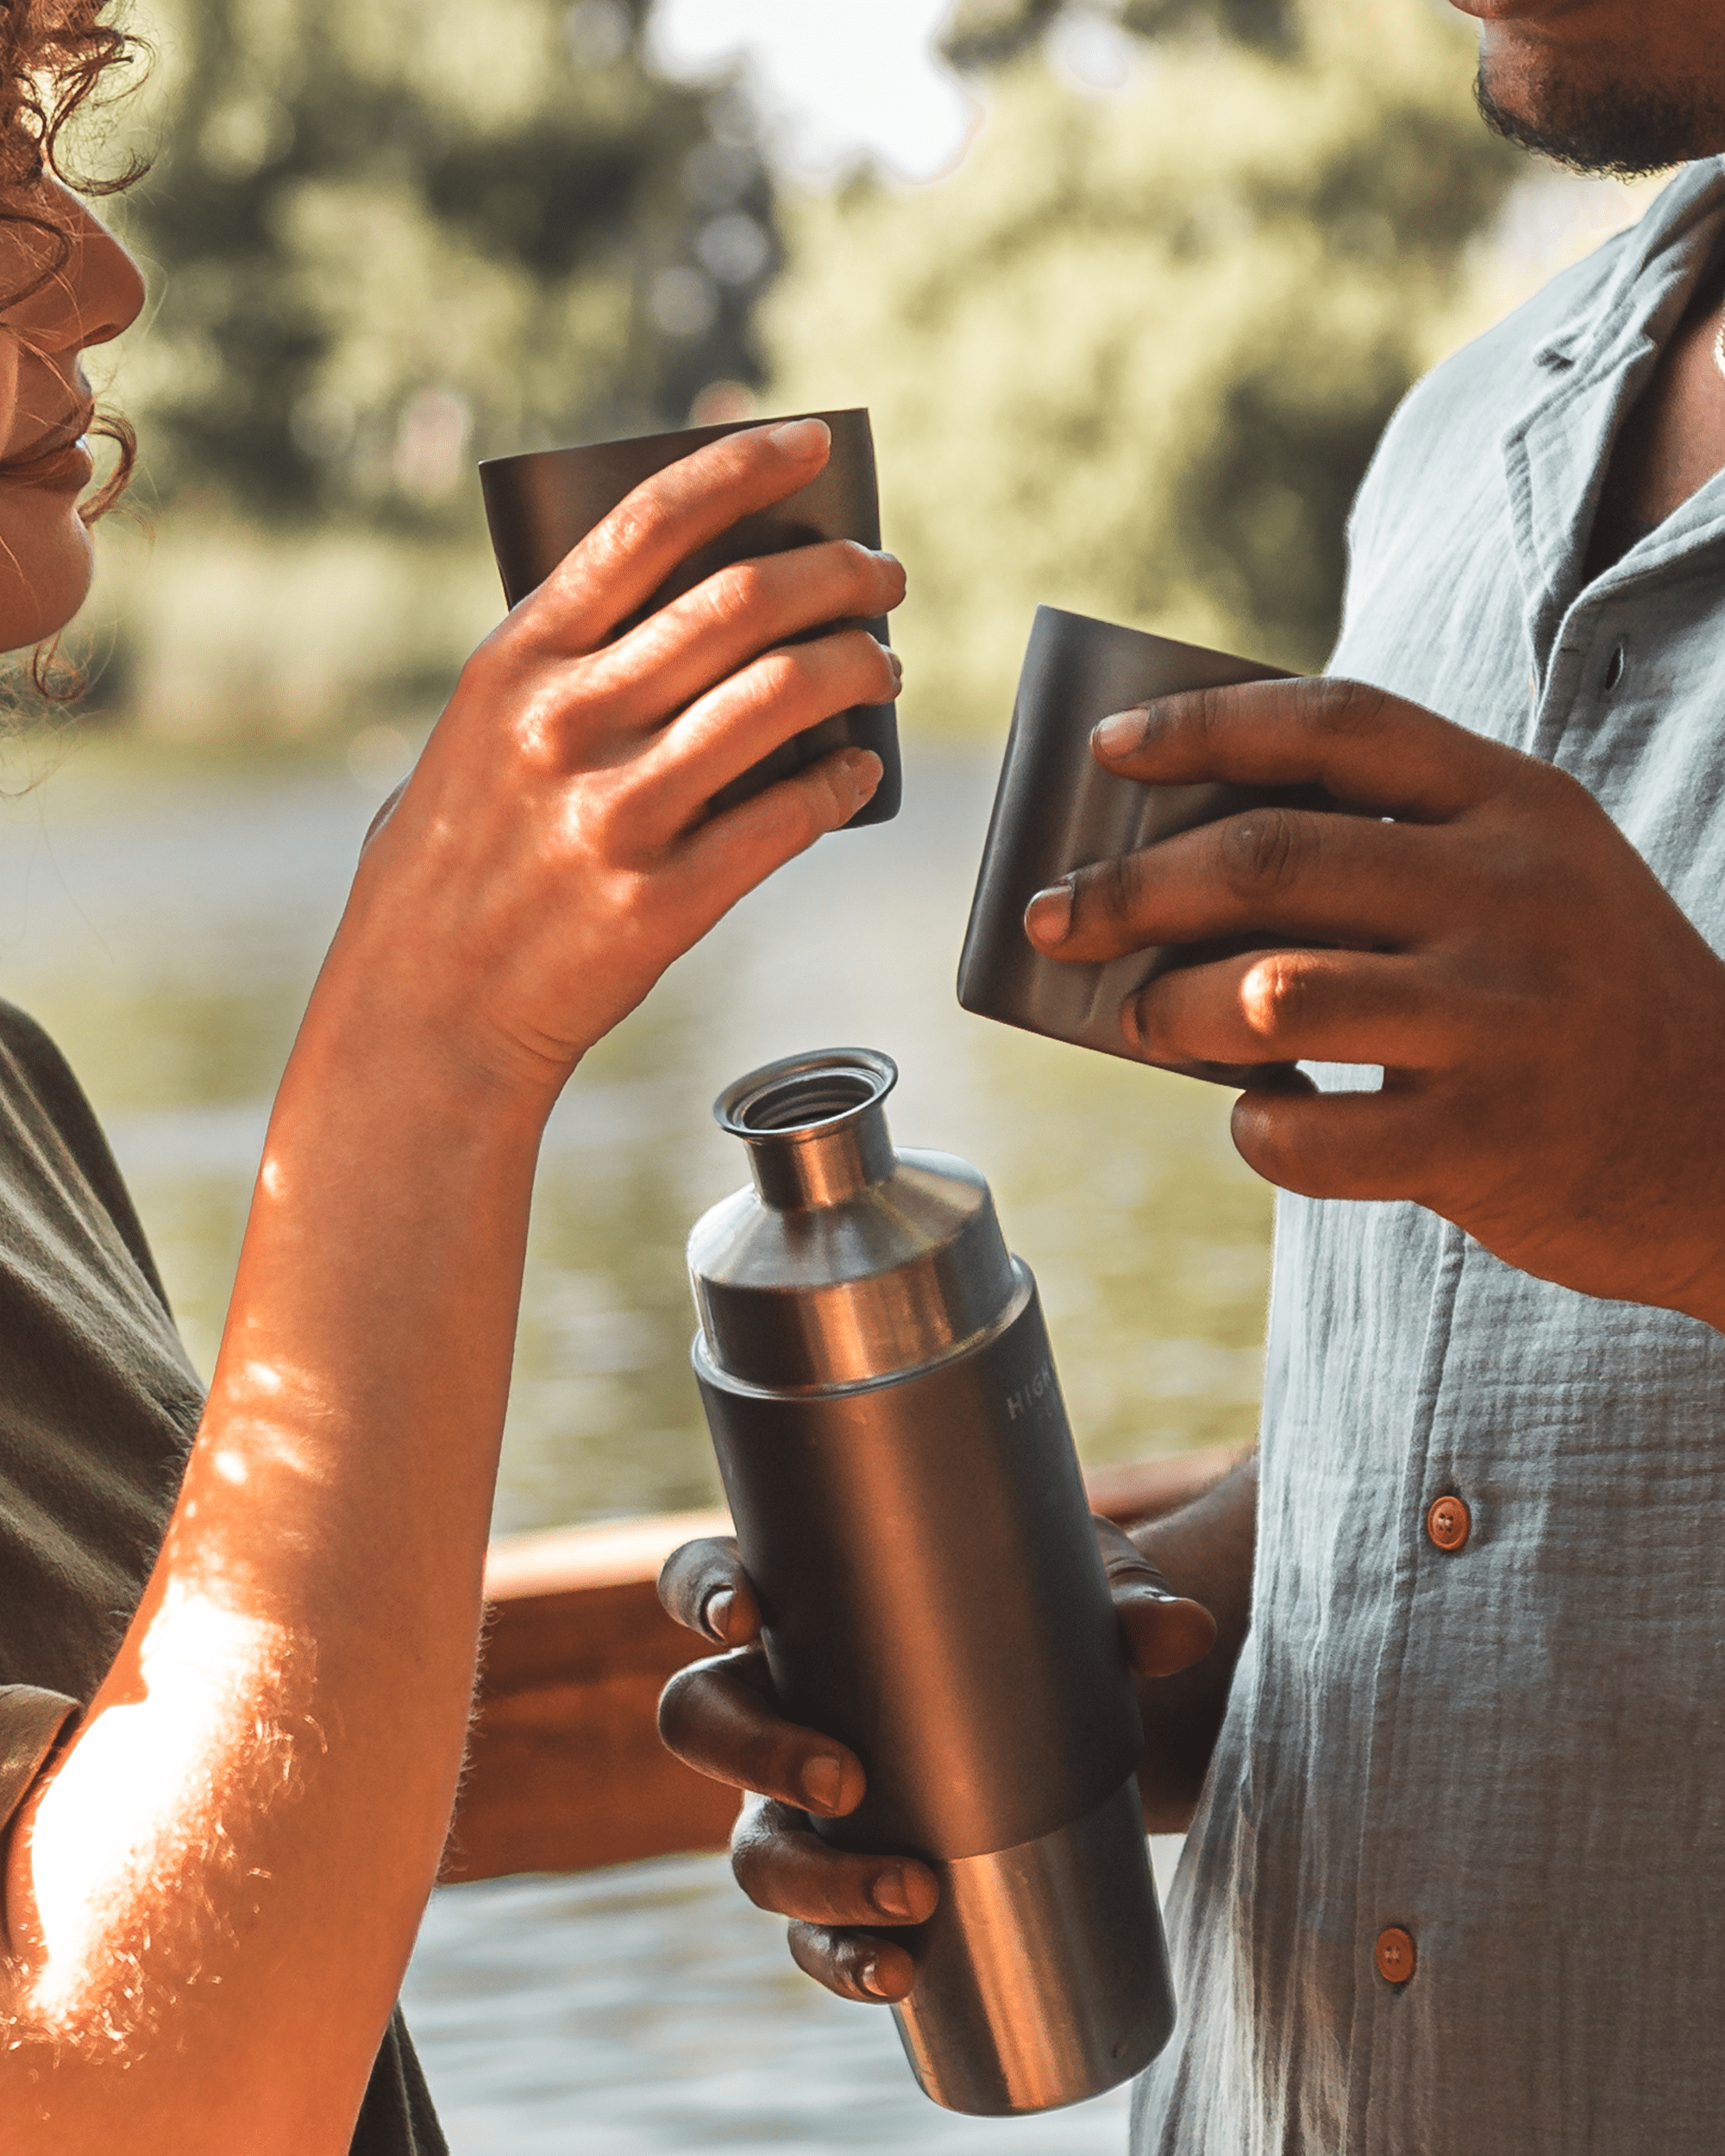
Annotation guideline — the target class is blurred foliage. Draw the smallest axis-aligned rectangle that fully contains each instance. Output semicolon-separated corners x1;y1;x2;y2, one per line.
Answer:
761;0;1523;734
106;0;779;527
945;0;1294;65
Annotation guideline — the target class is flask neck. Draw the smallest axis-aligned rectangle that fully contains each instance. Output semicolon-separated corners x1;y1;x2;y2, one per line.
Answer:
718;1049;899;1212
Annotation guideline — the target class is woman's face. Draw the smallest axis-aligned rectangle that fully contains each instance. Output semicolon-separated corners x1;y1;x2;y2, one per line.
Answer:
0;182;144;653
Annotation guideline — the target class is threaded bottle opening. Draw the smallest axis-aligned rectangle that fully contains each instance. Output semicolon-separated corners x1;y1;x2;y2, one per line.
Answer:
737;1068;877;1132
718;1049;896;1144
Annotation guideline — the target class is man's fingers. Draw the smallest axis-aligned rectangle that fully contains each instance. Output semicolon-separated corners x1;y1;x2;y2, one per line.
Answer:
731;1792;938;1930
526;416;837;652
1088;675;1539;823
1114;1586;1219;1678
1026;805;1445;967
657;1535;762;1647
1094;1519;1218;1678
1124;947;1451;1072
787;1921;915;2004
1229;1078;1434;1203
656;1648;867;1818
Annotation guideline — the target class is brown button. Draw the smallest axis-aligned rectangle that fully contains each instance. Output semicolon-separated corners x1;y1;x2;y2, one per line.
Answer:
1426;1494;1471;1552
1375;1927;1416;1984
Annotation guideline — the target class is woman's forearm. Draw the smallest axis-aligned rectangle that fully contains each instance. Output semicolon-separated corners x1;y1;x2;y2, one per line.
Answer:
0;418;906;2153
6;998;545;2148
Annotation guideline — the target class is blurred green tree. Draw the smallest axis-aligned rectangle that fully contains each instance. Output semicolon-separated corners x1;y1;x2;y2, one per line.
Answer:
110;0;778;526
762;0;1524;733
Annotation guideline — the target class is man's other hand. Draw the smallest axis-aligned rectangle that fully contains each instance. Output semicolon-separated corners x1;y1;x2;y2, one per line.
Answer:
655;1523;1215;2005
1025;677;1725;1331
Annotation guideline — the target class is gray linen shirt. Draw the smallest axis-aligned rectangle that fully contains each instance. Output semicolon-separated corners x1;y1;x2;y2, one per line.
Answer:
1134;157;1725;2153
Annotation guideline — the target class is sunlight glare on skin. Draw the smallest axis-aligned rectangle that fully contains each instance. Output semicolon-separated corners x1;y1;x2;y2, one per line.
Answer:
19;1581;306;2030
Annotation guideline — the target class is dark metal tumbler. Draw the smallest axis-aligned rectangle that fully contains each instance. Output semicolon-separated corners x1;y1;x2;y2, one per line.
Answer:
479;406;900;825
958;605;1291;1075
687;1047;1175;2115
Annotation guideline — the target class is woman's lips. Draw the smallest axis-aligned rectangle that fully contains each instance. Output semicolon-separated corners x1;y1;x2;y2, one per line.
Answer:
6;433;93;491
1447;0;1590;17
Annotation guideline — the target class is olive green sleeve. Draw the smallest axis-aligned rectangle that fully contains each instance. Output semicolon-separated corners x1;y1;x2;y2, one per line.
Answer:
0;1684;77;1833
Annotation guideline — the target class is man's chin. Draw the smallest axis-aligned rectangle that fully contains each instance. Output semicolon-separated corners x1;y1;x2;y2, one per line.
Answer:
1476;52;1725;175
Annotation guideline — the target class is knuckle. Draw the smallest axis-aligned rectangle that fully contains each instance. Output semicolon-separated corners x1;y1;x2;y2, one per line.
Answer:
1239;951;1313;1037
1084;847;1151;927
591;494;661;572
1219;805;1310;896
706;558;769;627
1303;676;1383;743
730;1835;784;1910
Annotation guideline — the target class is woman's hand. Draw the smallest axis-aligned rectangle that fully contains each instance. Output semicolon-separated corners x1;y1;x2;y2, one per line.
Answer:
656;1523;1216;2004
325;414;903;1115
1026;677;1725;1329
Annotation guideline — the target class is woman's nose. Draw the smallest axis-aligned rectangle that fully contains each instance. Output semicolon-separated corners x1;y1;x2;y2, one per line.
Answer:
75;228;147;350
9;182;147;354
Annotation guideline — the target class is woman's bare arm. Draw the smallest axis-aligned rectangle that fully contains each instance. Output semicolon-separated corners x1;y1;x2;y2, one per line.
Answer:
0;417;904;2153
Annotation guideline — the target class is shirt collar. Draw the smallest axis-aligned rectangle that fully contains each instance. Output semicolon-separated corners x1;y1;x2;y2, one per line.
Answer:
1502;157;1725;668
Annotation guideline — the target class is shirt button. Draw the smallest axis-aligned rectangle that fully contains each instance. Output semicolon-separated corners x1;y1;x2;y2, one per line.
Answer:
1426;1494;1471;1552
1376;1927;1417;1984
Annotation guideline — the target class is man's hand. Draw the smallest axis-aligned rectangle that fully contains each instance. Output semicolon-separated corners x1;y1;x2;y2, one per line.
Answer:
1026;677;1725;1329
656;1521;1218;2005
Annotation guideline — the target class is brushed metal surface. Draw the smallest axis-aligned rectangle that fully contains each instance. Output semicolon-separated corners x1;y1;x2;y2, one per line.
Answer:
957;605;1298;1081
891;1778;1174;2116
689;1048;1019;1390
689;1048;1174;2113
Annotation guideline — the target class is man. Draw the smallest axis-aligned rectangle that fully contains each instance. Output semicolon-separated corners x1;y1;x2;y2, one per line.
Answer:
656;0;1725;2144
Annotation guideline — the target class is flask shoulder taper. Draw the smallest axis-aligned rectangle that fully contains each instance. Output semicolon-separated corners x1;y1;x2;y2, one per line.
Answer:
687;1147;1019;1391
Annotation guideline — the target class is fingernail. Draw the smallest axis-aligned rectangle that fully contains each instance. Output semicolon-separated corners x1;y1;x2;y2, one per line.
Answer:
834;749;881;809
1093;705;1150;756
873;1866;913;1920
801;1754;844;1812
1025;881;1073;945
769;416;831;458
888;648;903;683
701;1587;735;1641
858;1955;889;1999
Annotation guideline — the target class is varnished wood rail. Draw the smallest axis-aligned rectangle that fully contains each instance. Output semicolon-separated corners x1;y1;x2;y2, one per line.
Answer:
442;1445;1246;1883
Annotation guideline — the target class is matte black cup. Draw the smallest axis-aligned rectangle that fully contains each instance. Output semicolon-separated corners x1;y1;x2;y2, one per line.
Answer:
479;406;900;827
957;605;1302;1083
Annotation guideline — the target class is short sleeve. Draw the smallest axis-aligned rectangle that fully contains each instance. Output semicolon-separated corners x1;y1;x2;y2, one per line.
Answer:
0;1684;77;1833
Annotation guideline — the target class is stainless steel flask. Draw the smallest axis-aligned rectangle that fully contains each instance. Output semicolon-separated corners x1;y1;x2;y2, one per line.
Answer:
687;1046;1175;2115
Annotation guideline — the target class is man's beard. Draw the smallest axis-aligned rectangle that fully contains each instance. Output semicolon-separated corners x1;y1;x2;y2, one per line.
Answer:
1475;60;1725;177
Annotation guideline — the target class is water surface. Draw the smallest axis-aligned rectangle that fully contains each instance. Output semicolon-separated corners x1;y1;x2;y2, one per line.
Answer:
0;730;1262;2146
0;733;1273;1529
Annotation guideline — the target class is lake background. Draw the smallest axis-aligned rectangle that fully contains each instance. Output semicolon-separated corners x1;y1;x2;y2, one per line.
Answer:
0;723;1264;2150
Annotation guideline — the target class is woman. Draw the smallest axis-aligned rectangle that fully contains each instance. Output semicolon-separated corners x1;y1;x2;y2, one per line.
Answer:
0;8;903;2149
